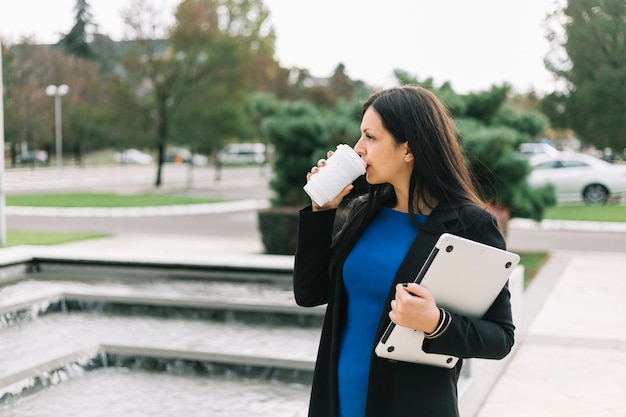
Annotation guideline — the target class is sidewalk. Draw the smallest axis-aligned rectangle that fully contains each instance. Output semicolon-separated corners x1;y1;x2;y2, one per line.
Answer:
476;249;626;417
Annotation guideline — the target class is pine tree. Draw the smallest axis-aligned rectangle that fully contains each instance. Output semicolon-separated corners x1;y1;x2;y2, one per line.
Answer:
543;0;626;150
57;0;94;59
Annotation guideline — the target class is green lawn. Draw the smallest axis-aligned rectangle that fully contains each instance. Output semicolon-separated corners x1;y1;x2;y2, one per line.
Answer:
6;194;623;224
4;231;109;248
543;203;626;222
518;252;550;289
4;193;222;248
6;193;222;208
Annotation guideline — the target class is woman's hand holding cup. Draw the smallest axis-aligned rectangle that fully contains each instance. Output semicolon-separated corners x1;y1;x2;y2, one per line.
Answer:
304;144;366;211
307;151;353;211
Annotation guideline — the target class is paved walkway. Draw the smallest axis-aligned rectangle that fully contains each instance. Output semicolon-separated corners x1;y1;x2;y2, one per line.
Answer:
476;249;626;417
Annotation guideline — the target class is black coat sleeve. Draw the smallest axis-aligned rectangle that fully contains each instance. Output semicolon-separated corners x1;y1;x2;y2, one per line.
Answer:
293;206;338;307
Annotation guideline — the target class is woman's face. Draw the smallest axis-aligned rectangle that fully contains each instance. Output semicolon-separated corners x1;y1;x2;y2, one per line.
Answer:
353;106;413;187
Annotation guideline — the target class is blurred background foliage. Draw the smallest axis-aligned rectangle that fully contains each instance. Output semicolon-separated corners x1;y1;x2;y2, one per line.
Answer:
1;0;624;223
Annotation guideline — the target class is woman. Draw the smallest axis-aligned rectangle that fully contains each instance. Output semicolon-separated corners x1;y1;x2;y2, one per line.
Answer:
293;85;515;417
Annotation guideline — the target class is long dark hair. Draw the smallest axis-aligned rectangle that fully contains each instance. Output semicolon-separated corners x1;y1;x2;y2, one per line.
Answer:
332;85;484;264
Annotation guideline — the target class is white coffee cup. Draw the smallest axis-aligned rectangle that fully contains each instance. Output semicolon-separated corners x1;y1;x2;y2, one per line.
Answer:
303;144;366;206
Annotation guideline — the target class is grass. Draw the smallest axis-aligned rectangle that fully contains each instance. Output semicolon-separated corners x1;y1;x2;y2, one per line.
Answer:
543;202;626;222
3;193;220;249
4;231;109;248
6;193;222;208
518;252;550;289
6;194;623;221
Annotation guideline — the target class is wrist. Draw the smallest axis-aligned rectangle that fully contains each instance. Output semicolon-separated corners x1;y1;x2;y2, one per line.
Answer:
425;308;443;334
424;308;452;339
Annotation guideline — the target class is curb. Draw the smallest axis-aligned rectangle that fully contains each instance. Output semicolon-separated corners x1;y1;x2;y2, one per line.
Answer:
4;199;271;218
509;218;626;233
5;200;625;233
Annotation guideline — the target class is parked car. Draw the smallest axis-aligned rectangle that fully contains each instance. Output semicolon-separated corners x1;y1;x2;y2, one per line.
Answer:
217;143;267;165
113;149;153;165
16;150;49;165
516;142;561;159
527;152;626;205
191;154;209;166
163;147;192;163
163;147;209;165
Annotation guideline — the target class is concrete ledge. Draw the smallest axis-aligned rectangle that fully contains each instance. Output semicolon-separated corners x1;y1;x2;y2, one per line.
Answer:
0;244;295;284
0;292;64;316
0;343;314;401
510;218;626;233
28;246;294;272
5;199;271;218
0;246;39;285
61;291;326;316
0;345;101;398
0;290;326;325
101;344;315;372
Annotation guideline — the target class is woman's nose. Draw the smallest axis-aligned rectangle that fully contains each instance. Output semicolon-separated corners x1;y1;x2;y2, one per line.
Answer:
353;137;364;156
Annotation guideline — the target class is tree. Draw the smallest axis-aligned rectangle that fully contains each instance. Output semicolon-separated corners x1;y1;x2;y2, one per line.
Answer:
121;0;279;186
463;84;511;124
492;106;550;139
390;70;556;223
57;0;95;59
543;0;626;150
3;37;133;166
461;125;556;222
2;41;50;164
255;99;326;254
121;0;215;186
169;0;276;155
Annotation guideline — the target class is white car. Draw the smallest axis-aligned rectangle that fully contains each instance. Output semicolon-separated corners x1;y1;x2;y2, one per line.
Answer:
113;149;153;165
517;142;561;158
527;152;626;205
217;143;267;165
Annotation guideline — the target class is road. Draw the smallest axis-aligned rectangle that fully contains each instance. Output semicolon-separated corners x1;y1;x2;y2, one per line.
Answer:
9;210;626;253
4;164;626;253
3;163;272;199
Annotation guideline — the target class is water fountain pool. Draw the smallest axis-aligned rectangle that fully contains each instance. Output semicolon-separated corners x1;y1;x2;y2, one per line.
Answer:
0;245;524;417
0;247;321;416
2;368;311;417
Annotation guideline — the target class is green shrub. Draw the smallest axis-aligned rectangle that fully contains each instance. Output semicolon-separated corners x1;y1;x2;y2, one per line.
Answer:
461;125;556;221
257;207;300;255
262;101;329;207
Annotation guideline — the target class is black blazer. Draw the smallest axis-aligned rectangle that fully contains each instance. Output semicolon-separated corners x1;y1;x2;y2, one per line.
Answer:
293;200;515;417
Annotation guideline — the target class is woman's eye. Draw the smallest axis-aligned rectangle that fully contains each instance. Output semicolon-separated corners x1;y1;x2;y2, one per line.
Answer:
366;133;374;140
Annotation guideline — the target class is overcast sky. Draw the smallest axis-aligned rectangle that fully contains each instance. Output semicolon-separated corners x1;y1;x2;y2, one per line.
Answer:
0;0;561;94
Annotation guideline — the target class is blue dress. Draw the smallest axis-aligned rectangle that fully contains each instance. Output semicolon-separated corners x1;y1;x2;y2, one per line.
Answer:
338;207;426;417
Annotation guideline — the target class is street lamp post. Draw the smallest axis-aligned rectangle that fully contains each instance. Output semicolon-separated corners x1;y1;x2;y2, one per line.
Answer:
45;84;69;169
0;40;7;246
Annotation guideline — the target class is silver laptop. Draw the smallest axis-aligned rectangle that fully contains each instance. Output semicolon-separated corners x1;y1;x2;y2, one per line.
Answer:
375;233;519;368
